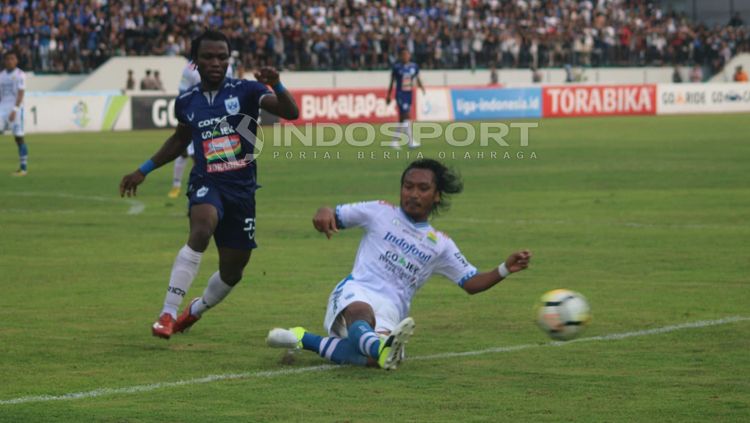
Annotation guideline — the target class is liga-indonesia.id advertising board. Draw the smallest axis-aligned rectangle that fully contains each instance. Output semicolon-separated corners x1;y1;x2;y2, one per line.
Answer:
543;84;657;117
657;83;750;114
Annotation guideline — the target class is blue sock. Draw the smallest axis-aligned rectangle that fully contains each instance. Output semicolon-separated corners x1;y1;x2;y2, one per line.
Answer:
300;332;367;366
18;143;28;171
347;320;381;359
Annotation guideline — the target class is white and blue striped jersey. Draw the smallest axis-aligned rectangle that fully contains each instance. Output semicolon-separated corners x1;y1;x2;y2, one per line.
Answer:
334;200;478;319
0;67;25;109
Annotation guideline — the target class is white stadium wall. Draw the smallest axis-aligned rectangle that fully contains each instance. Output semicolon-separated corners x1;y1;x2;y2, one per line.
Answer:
254;67;675;89
24;92;131;134
25;56;678;94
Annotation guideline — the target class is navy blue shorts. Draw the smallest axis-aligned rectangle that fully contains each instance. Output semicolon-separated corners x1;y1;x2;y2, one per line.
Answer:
187;181;257;250
396;92;413;115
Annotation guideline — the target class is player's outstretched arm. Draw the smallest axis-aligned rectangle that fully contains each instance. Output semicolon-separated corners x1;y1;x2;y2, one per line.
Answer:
312;207;339;239
256;67;299;120
462;250;532;295
119;123;192;197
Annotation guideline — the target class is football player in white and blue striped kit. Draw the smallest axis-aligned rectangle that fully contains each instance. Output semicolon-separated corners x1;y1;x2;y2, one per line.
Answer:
267;159;532;370
0;51;28;176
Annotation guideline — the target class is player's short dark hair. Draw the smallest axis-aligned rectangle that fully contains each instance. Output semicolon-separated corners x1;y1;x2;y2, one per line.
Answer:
401;159;463;216
190;29;231;61
3;50;17;58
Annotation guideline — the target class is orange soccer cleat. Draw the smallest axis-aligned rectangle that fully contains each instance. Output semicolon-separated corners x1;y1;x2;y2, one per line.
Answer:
152;313;175;339
174;298;202;334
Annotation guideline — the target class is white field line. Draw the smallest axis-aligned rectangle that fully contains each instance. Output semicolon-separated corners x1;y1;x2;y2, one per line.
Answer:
1;192;145;215
1;316;747;406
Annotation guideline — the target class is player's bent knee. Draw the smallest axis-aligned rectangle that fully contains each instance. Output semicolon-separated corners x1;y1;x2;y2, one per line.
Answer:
343;301;375;327
188;227;213;251
219;271;242;286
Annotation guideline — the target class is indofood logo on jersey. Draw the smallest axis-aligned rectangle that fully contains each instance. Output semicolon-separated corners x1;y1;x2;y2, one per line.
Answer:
383;232;432;264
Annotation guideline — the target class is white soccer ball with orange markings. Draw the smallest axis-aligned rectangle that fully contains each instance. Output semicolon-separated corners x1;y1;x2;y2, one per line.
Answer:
535;289;591;341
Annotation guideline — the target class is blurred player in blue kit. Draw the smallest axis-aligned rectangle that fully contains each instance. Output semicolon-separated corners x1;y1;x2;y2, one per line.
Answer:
119;30;299;339
386;49;425;150
267;159;532;370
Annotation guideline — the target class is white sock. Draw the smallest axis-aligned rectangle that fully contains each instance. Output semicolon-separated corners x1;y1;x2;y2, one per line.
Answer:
405;119;418;147
190;271;234;316
391;122;407;148
172;156;188;188
161;245;203;318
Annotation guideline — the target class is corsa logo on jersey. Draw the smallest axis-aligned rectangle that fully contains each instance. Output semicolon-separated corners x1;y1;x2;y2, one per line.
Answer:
198;116;227;128
383;232;432;264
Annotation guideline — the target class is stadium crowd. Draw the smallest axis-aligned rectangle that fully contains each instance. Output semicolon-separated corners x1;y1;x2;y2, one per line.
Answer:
1;0;748;77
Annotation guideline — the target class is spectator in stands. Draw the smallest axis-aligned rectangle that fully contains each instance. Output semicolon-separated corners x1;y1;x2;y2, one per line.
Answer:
564;64;574;83
153;70;165;91
672;66;683;83
690;65;704;83
729;12;744;28
489;64;498;86
3;0;749;78
140;69;156;90
734;66;749;82
125;69;135;90
531;66;542;84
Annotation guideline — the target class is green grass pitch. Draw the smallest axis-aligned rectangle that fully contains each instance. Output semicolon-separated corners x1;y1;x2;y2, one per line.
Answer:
0;115;749;421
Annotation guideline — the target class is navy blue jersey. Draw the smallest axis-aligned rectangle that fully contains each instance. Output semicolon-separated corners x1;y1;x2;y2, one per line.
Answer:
174;78;271;195
392;62;419;95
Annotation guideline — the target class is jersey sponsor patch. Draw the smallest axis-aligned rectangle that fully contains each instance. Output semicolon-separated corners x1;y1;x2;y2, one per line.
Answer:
401;74;413;91
203;135;248;173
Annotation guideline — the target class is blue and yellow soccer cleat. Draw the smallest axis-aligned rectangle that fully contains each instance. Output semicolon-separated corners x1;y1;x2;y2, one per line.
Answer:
167;186;181;199
378;317;415;370
11;169;27;177
266;326;307;349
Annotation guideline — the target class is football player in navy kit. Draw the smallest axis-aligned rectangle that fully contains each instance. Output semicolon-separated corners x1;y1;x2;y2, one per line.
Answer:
120;30;299;339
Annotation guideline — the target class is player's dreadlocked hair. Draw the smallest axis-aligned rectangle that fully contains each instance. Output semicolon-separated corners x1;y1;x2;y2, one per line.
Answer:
190;29;231;61
401;159;463;216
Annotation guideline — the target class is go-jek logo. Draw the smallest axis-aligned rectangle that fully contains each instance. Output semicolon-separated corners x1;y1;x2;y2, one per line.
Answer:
383;232;432;264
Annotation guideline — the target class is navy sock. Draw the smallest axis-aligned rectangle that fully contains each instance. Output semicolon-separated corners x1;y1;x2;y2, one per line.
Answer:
347;320;381;359
300;332;366;366
18;143;28;171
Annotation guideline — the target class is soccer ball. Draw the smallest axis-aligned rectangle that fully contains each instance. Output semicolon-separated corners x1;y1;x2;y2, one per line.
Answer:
535;289;591;341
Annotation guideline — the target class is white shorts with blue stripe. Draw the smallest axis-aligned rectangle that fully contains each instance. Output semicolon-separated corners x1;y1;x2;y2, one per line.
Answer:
324;275;402;338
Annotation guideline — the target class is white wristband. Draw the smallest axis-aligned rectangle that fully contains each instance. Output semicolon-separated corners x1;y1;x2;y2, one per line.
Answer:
498;262;510;278
13;106;20;113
